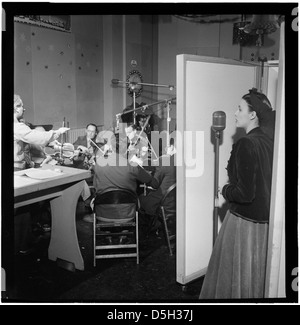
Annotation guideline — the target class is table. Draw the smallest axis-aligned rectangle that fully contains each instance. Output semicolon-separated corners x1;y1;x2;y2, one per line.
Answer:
14;165;91;271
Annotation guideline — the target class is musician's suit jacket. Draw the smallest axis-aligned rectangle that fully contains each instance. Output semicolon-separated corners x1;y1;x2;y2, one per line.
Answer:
73;135;91;150
73;135;96;169
139;154;176;216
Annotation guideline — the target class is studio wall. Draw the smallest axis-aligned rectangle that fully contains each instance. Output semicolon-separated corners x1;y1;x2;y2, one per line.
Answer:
14;14;280;133
14;16;104;130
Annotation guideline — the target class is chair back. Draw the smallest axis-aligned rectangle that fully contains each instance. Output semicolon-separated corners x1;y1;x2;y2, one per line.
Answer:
158;183;176;256
160;183;176;214
94;188;139;207
93;188;140;222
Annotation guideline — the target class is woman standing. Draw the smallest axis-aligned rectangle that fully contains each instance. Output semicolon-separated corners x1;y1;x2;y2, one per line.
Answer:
199;88;275;299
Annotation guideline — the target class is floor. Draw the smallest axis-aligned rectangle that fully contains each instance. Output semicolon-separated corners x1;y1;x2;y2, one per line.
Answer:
5;201;203;303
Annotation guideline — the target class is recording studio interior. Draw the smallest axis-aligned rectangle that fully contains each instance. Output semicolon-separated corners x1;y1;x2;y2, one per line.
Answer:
4;7;295;303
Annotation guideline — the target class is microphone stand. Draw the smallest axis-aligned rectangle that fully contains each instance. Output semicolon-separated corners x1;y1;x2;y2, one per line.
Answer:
59;117;65;165
133;89;136;124
166;100;171;146
213;130;221;246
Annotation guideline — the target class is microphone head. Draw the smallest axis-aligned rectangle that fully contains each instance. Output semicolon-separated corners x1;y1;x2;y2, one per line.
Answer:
111;79;119;85
212;111;226;131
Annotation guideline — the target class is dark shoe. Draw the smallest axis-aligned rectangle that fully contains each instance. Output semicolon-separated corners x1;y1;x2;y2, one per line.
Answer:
17;235;43;255
18;247;35;256
119;236;131;245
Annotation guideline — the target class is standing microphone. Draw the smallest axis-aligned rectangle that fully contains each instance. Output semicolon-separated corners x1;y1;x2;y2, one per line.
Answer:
115;113;122;133
212;111;226;132
212;110;226;246
111;79;120;85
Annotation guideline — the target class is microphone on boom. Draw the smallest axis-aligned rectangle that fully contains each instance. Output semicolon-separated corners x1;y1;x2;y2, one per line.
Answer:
111;79;120;85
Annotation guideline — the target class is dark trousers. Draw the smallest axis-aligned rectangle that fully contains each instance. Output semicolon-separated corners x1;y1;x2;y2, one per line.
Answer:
14;210;33;253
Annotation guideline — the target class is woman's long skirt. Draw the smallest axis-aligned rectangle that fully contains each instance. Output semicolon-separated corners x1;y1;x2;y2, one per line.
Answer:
199;210;269;300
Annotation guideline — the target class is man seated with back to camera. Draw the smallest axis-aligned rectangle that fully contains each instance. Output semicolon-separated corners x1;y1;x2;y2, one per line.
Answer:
139;140;176;234
83;133;159;229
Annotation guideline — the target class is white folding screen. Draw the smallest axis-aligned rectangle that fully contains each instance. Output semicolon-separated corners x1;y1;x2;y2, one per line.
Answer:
264;23;285;298
176;55;258;284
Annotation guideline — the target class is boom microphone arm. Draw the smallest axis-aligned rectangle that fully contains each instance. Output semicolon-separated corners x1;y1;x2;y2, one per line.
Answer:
112;79;175;90
116;97;176;118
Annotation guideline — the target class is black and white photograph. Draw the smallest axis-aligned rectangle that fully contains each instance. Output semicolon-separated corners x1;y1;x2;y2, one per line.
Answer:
1;1;298;308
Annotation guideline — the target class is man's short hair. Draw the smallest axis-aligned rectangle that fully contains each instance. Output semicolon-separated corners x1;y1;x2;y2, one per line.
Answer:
86;123;98;132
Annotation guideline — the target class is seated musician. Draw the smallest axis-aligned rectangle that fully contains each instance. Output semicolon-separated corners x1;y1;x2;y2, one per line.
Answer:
136;112;152;142
82;133;159;224
125;123;150;165
72;123;100;169
139;141;176;232
72;123;110;211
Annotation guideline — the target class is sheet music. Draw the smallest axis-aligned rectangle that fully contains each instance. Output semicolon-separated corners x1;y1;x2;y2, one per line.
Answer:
14;168;64;180
14;175;40;187
25;168;63;179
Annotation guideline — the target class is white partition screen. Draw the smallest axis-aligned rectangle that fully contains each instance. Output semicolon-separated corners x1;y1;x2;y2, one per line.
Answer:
176;55;258;284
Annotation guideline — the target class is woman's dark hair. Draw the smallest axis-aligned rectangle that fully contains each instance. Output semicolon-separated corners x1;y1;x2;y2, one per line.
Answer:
242;88;275;139
242;91;272;114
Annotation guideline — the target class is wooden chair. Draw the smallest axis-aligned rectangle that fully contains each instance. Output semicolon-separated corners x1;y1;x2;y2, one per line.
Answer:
157;183;176;256
92;189;140;266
